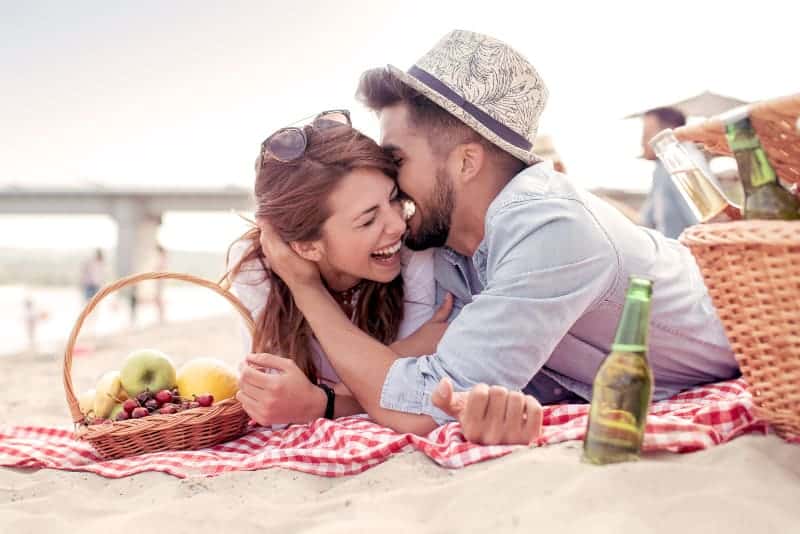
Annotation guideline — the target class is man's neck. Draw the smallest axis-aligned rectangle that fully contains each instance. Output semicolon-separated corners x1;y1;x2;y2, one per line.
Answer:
447;167;519;256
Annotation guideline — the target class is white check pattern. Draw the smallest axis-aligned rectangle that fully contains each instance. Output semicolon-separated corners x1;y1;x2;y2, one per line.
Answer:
0;379;781;479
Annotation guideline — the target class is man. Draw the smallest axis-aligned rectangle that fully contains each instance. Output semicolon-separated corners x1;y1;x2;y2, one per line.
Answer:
640;107;713;239
248;30;739;445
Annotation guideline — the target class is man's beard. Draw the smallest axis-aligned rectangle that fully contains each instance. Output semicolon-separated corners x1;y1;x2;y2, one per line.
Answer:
404;168;454;251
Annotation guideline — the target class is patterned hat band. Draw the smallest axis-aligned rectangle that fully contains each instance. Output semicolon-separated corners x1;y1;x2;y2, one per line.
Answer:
407;65;533;152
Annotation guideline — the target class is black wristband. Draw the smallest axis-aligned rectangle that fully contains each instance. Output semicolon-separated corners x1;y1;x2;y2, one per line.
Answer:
317;382;335;420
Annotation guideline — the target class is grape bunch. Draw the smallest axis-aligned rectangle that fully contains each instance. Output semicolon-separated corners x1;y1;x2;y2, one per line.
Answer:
89;389;215;424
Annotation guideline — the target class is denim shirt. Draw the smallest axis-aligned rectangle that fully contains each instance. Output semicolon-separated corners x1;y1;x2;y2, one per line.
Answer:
381;162;739;424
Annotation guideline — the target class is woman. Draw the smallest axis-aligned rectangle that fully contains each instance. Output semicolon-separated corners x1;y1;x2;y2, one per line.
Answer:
224;110;446;426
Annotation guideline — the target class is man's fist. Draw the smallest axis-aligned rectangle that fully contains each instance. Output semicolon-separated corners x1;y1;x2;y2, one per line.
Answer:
432;378;542;445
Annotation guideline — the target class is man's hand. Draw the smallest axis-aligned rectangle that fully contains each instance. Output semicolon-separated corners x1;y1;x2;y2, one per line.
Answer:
431;378;543;445
236;353;326;426
257;218;320;287
390;293;453;357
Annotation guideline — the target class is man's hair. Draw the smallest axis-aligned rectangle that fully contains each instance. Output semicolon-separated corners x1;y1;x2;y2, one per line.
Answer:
356;67;525;173
645;107;687;129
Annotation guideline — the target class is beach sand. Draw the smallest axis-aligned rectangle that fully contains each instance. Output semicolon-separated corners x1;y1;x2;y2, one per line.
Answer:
2;316;799;533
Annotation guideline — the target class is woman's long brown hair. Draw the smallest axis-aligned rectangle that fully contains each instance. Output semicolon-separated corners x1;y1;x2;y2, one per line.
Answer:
222;124;404;383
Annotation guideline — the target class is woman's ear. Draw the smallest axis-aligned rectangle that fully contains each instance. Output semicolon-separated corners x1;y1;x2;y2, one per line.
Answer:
290;240;324;262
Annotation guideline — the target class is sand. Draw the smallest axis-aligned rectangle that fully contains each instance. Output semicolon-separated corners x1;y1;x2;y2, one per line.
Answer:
2;316;799;533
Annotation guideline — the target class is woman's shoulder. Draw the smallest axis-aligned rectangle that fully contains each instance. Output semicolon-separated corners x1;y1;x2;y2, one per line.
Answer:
228;239;270;315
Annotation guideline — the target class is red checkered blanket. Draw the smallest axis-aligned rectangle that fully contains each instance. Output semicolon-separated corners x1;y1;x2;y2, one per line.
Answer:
0;379;768;479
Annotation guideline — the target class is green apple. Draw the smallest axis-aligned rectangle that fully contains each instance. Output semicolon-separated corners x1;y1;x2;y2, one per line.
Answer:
120;349;177;397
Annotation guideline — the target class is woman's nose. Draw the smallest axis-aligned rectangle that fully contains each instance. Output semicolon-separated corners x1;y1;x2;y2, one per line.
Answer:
387;204;407;237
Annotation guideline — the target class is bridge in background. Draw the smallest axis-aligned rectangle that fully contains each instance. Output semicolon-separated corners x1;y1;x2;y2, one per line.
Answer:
0;186;253;278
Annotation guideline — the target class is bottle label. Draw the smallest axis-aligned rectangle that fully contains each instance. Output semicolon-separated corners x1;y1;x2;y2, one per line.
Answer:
750;150;778;187
727;136;760;152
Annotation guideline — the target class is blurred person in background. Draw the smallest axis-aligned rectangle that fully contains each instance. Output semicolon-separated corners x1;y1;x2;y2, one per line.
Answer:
23;293;49;354
533;134;566;173
79;249;105;302
154;244;168;324
640;107;712;239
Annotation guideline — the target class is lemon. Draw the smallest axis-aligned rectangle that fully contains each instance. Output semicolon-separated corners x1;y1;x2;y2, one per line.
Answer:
176;358;239;403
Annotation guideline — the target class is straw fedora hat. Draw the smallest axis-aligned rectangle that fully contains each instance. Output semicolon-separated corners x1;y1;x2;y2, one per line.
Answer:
388;30;548;165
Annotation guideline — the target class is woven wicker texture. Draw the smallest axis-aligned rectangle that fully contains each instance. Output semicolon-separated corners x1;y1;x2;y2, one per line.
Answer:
63;272;255;459
680;222;800;440
675;93;800;186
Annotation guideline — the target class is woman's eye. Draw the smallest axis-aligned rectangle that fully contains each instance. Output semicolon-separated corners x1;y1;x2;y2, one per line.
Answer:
361;217;376;227
393;157;404;166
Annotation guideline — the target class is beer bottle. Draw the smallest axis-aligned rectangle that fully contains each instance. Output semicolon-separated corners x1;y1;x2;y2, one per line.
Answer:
650;129;742;222
722;108;800;220
583;276;654;465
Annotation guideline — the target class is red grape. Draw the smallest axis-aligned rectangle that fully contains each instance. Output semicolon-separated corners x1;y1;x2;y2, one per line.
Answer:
131;407;149;418
196;394;214;407
155;390;173;405
144;399;160;412
122;399;139;414
159;403;178;414
115;410;130;421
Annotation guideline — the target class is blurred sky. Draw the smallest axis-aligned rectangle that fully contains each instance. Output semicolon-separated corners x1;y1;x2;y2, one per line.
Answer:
1;0;796;250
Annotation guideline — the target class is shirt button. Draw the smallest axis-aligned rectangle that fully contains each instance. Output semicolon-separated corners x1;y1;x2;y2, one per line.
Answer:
553;387;563;396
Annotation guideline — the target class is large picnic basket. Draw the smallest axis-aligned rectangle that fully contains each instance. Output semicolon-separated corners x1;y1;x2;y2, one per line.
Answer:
676;93;800;441
63;272;254;459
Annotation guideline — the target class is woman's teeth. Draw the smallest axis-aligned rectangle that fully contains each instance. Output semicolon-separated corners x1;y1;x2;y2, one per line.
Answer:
371;240;402;259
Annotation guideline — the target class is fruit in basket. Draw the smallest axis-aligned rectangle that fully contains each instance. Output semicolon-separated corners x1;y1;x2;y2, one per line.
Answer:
78;388;96;417
196;394;214;407
176;358;238;403
94;371;129;418
122;398;139;414
155;389;173;405
120;349;177;397
131;407;149;418
159;403;179;414
108;403;125;421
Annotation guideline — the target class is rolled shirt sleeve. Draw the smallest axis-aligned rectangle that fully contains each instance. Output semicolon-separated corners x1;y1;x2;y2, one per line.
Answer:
381;196;619;424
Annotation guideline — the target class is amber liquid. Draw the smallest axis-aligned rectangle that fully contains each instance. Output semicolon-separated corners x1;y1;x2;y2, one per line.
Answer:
670;168;741;222
582;351;653;464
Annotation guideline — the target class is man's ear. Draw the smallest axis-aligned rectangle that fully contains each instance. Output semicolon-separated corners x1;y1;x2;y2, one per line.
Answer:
451;142;485;186
290;240;323;262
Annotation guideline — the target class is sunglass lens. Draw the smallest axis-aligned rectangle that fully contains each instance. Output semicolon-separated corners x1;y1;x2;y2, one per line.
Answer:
266;128;306;162
314;111;351;130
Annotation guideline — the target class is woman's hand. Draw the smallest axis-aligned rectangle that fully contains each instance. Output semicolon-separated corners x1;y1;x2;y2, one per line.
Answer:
236;353;327;426
391;293;453;357
257;218;320;288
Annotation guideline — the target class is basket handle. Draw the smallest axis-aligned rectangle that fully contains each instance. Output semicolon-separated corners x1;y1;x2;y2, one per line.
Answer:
63;271;256;424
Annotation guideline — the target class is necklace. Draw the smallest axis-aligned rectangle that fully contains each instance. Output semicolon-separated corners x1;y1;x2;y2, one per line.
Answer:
328;281;363;320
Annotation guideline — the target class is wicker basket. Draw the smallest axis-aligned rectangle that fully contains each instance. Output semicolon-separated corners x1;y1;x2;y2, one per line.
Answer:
63;272;255;460
676;93;800;441
675;93;800;187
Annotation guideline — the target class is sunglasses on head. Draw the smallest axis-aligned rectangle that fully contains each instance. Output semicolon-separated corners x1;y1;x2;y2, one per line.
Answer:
255;109;352;169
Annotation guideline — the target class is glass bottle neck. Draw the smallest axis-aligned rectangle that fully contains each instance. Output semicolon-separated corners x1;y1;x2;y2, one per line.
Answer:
612;292;651;354
725;119;778;190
